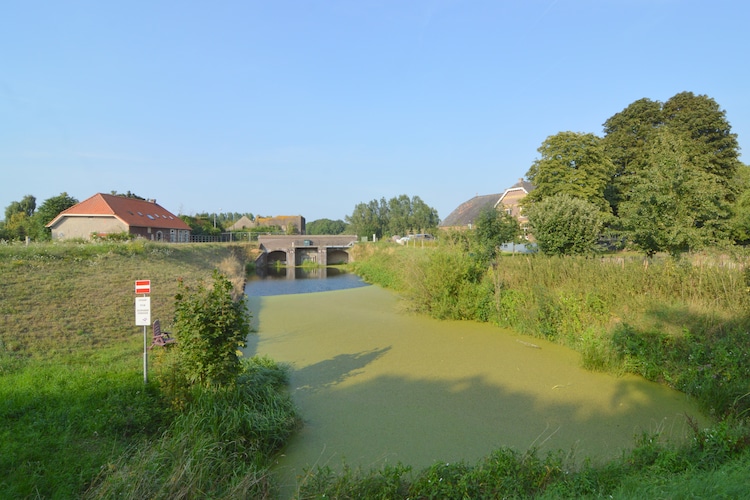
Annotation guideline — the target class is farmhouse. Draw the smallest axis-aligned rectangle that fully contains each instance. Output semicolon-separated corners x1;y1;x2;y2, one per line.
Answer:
46;193;191;242
439;179;535;232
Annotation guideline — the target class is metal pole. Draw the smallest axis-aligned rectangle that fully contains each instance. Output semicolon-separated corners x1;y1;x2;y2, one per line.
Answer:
143;325;148;384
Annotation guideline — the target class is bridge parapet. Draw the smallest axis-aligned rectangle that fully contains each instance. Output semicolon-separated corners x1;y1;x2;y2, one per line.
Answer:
258;235;358;266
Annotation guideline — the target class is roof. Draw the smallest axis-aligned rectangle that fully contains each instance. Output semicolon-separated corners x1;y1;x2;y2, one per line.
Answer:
228;215;254;230
439;193;502;227
46;193;191;230
497;179;535;205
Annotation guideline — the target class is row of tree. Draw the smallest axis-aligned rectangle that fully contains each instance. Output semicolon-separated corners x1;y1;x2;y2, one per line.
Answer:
0;193;79;241
522;91;747;256
344;194;440;239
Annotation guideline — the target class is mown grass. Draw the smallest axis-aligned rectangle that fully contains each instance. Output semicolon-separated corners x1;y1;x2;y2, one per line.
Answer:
0;240;298;499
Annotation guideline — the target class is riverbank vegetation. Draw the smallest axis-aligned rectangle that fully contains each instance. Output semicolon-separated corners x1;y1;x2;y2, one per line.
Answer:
325;240;750;498
4;239;750;498
0;240;298;498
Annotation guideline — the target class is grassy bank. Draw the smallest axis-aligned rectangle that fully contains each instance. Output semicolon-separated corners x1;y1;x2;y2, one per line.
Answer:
0;240;296;499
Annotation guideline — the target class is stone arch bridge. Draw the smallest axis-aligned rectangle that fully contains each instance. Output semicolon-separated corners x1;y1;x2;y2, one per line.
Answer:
257;235;359;267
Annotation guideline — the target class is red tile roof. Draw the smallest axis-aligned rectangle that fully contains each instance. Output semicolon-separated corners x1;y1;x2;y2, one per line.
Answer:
47;193;191;230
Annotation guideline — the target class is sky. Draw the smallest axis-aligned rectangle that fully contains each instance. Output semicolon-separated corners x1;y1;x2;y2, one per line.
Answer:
2;1;749;223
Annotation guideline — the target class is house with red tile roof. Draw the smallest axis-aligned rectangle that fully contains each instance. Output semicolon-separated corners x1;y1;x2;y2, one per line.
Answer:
46;193;192;242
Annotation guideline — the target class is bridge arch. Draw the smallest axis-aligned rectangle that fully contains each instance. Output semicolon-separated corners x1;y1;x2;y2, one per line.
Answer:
326;249;350;265
266;250;287;265
257;235;358;267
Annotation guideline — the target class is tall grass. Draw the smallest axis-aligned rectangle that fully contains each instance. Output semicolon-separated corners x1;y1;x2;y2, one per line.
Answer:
84;356;300;499
298;421;750;499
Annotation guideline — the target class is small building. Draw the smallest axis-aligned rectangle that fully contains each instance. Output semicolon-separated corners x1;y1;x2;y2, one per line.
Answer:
46;193;191;242
254;215;306;234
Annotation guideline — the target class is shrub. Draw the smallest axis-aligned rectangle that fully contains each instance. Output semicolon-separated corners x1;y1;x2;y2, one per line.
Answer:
173;270;251;388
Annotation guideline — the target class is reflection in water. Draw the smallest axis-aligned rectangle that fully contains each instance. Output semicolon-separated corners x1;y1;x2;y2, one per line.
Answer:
246;266;368;296
249;286;710;497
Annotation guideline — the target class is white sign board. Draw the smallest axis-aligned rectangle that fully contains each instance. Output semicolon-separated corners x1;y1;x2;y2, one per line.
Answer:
135;297;151;326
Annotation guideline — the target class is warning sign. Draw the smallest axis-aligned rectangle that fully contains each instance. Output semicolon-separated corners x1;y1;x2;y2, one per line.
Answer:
135;280;151;294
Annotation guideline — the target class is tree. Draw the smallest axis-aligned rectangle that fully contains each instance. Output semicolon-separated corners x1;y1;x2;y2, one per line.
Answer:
602;92;741;228
729;164;750;245
525;132;614;213
345;195;439;239
473;207;521;262
619;129;728;257
31;192;78;240
346;199;386;239
526;194;605;256
4;194;36;221
173;271;251;387
306;218;347;235
602;98;663;214
662;91;740;188
408;195;440;234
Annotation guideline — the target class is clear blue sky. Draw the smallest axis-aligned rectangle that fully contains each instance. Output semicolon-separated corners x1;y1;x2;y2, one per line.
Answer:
2;1;748;223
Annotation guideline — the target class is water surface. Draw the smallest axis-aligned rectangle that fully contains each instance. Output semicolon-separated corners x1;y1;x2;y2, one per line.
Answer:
245;285;708;495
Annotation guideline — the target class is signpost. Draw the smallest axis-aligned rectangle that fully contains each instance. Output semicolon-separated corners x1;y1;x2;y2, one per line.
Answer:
135;280;151;383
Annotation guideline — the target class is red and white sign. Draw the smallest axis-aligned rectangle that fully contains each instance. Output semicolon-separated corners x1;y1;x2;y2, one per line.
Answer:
135;280;151;294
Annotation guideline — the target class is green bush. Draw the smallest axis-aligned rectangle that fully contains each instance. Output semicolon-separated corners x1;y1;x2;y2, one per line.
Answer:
173;271;251;388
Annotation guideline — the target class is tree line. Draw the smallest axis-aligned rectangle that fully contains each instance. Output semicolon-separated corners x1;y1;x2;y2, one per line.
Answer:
522;91;747;257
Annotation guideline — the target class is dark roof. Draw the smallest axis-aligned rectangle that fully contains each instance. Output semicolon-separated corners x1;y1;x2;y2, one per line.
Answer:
47;193;191;230
439;194;502;228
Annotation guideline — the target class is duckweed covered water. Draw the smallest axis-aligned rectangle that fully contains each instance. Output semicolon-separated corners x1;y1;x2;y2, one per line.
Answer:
245;285;708;494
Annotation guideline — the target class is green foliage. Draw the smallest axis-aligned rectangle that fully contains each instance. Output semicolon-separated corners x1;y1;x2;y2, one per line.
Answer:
526;194;605;256
526;131;614;213
602;92;740;246
306;217;347;235
4;194;36;220
86;356;300;499
173;271;251;388
619;129;730;256
404;246;495;321
473;206;521;263
33;192;78;239
345;194;439;239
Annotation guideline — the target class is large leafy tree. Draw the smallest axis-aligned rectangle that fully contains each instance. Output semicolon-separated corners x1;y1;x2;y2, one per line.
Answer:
619;129;726;257
603;92;740;226
662;91;740;187
525;132;614;213
602;98;663;214
526;194;605;256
